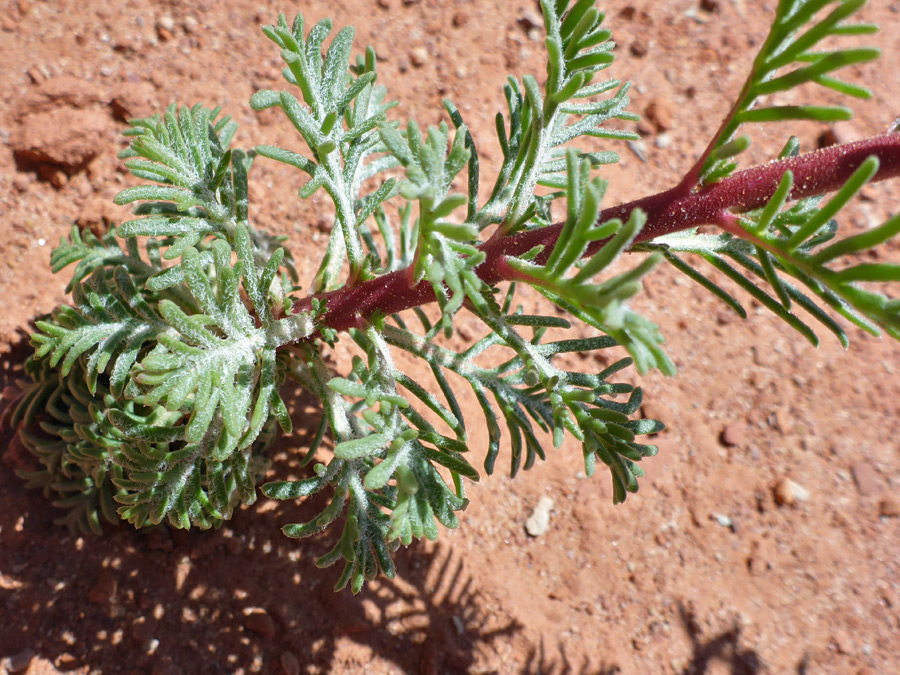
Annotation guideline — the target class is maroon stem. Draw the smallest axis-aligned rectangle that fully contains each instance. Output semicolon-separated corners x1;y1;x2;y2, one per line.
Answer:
293;134;900;335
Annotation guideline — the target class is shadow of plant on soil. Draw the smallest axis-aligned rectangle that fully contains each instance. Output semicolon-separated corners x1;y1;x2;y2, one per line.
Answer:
514;599;764;675
0;334;767;675
677;603;762;675
520;637;623;675
0;336;525;673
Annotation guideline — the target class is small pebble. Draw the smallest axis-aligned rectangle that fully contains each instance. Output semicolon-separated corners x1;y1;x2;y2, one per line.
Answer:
88;569;118;604
280;651;300;675
878;494;900;517
12;173;32;192
26;64;48;84
518;10;543;31
712;513;733;529
626;139;647;162
851;461;881;497
156;16;174;42
410;47;428;67
630;40;648;57
654;133;672;149
55;654;78;670
773;477;809;506
7;648;34;673
644;98;675;132
830;630;853;655
525;496;554;537
183;16;198;33
772;407;790;434
451;11;468;27
720;423;747;447
246;609;276;638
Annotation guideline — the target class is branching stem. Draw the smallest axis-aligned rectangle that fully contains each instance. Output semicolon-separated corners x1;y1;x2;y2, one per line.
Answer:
293;133;900;335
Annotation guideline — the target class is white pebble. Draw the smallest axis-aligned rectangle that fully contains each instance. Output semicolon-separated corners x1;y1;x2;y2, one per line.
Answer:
525;496;554;537
713;513;733;528
410;47;428;67
773;477;810;506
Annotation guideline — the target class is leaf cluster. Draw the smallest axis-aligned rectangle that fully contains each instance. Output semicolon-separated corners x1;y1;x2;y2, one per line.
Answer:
12;105;303;531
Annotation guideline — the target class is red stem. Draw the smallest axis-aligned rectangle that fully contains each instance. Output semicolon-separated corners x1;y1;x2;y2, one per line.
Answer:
293;134;900;335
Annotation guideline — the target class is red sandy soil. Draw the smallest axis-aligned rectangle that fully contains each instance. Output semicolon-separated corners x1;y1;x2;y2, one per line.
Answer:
1;1;900;673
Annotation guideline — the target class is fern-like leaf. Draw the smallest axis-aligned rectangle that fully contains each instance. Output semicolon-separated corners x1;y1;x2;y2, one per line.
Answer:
251;12;399;289
694;0;879;184
32;265;167;396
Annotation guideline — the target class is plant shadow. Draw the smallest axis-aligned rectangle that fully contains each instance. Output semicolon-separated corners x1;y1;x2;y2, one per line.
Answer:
0;334;765;675
677;603;762;675
519;638;623;675
0;334;524;674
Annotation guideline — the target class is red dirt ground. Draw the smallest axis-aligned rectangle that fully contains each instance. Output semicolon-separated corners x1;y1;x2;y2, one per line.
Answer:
1;1;899;674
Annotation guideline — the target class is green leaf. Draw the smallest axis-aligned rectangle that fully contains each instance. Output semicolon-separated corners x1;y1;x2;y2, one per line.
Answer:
333;433;390;459
261;477;326;500
696;0;881;183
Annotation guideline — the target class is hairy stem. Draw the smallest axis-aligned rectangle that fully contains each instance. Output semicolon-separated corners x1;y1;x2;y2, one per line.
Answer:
294;133;900;335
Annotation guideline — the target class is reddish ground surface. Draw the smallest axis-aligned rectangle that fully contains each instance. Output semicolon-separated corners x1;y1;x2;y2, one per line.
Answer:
2;1;900;673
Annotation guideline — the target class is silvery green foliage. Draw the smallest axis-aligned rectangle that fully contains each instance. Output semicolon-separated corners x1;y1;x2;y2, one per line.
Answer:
10;0;899;594
481;0;639;234
638;0;900;344
696;0;879;184
13;333;281;533
16;105;305;531
249;14;399;291
644;150;900;345
260;1;672;592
